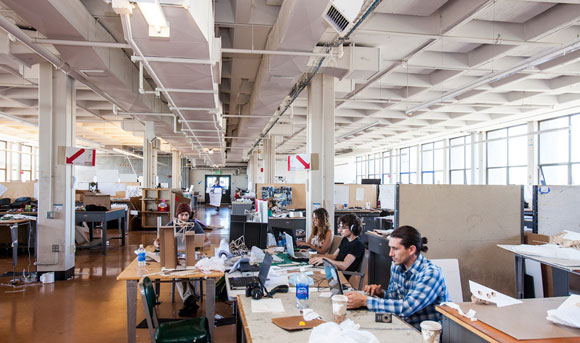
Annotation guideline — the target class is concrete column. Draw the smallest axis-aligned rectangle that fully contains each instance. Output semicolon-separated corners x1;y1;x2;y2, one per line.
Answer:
393;148;400;183
37;63;76;279
143;137;153;188
14;143;21;181
171;150;182;189
307;73;335;237
470;132;478;184
442;140;449;184
478;132;486;184
527;121;538;185
152;143;158;186
262;137;275;183
248;152;258;192
415;144;421;184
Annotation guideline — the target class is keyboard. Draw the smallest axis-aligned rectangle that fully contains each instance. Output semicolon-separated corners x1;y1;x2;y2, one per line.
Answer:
228;276;258;289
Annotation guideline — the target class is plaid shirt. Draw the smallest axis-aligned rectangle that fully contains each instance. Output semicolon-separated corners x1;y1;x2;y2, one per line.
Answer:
366;254;449;330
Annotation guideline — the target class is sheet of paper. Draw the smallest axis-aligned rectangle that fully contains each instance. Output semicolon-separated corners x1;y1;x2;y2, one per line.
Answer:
334;186;349;205
0;184;7;197
251;298;285;313
469;280;522;307
319;292;332;298
355;188;364;201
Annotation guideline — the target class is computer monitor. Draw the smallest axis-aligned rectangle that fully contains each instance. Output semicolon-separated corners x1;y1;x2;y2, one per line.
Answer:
257;252;273;286
323;258;344;295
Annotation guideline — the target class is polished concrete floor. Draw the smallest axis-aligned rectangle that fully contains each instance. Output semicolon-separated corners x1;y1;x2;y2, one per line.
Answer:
0;205;235;343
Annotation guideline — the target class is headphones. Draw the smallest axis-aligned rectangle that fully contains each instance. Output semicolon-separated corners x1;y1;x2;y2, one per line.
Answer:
245;281;264;300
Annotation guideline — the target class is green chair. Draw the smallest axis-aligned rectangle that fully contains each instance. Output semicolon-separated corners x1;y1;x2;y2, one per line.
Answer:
140;277;210;343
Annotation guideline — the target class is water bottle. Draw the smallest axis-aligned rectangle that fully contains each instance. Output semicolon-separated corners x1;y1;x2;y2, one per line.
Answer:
158;199;168;212
137;244;146;267
296;267;309;310
281;233;287;248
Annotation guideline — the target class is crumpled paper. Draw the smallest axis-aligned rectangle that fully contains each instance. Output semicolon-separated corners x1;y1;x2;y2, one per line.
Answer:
546;295;580;328
309;319;379;343
302;309;322;321
441;302;477;321
194;256;225;273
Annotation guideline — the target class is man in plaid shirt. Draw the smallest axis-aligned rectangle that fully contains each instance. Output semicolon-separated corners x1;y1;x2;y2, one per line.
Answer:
346;225;449;330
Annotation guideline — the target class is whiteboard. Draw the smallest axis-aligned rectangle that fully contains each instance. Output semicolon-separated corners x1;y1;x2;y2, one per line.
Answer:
378;184;396;209
334;185;349;205
537;185;580;235
96;169;119;183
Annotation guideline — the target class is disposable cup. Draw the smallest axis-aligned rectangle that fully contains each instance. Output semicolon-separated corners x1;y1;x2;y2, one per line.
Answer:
308;251;317;258
40;272;55;284
420;320;442;343
331;295;348;323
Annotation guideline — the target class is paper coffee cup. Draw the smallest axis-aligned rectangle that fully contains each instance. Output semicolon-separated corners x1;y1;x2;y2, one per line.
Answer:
420;320;442;343
331;295;348;323
308;250;317;258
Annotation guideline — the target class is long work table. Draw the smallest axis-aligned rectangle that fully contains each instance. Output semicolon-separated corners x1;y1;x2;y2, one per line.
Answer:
75;208;127;255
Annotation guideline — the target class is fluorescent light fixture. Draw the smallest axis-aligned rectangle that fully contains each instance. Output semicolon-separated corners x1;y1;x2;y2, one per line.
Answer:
406;39;580;116
112;147;143;159
336;121;380;141
136;0;170;38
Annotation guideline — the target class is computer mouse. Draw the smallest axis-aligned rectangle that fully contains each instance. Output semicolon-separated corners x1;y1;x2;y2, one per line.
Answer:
270;285;289;294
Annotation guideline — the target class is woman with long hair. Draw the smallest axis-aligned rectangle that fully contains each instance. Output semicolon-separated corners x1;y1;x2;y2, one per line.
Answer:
297;207;333;254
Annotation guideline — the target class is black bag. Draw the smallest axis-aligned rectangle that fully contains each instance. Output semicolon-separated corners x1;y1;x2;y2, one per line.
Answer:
85;204;108;211
11;197;31;208
0;198;10;206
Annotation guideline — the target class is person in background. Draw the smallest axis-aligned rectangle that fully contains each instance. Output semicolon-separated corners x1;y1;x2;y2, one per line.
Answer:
234;188;243;200
308;214;364;272
344;225;449;330
154;202;210;316
211;179;222;212
297;207;333;254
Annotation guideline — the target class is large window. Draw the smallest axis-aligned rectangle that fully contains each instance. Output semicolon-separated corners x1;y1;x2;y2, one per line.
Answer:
355;156;367;184
21;145;33;182
367;153;381;179
449;136;471;184
0;141;6;182
400;146;417;184
421;141;445;184
382;151;393;183
539;114;580;185
487;125;527;185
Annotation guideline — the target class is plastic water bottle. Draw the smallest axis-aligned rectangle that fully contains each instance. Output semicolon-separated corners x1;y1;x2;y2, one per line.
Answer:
158;199;168;212
281;234;287;248
137;244;146;267
296;267;309;310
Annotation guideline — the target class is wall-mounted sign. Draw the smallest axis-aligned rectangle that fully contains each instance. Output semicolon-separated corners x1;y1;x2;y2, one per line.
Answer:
60;147;96;166
287;154;311;171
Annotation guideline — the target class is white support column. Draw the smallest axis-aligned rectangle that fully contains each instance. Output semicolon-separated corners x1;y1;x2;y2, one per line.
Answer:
415;144;421;184
14;143;21;181
248;152;258;192
393;148;400;184
527;121;538;185
307;73;335;237
478;132;486;184
143;137;153;188
262;137;275;184
37;63;76;278
442;140;449;184
171;150;182;189
470;132;478;184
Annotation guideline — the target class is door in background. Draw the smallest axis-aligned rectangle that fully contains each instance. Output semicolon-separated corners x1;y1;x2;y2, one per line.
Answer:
205;175;231;204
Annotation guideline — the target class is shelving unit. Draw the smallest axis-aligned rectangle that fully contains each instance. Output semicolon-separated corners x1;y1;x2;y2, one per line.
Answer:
141;188;171;228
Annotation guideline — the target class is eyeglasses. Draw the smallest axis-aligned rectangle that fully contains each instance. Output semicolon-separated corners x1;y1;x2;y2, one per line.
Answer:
338;223;350;230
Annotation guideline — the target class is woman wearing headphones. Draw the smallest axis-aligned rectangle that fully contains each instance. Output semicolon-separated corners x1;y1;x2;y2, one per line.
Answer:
309;214;364;272
297;207;333;254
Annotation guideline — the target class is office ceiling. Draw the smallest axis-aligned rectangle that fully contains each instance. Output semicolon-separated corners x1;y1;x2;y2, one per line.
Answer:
0;0;579;166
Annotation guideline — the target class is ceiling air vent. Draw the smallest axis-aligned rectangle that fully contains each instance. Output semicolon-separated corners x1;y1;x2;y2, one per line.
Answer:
323;0;365;37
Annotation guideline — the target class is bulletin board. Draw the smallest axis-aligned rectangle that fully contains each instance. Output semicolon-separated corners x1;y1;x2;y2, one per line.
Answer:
333;184;377;208
257;183;306;209
0;181;36;201
397;184;522;300
537;185;580;235
378;184;396;210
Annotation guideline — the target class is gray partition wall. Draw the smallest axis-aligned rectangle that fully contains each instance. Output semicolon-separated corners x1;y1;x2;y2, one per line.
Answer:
536;185;580;236
396;184;522;300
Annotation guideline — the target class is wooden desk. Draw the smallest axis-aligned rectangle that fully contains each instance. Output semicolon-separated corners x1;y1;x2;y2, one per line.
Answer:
75;209;127;255
498;244;580;298
437;298;580;343
236;291;422;343
117;257;223;343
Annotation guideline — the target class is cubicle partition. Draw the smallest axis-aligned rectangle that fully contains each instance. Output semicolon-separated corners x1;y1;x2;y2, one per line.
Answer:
534;185;580;236
395;184;522;300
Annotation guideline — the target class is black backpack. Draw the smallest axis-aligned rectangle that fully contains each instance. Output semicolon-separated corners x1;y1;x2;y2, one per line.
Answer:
11;197;31;208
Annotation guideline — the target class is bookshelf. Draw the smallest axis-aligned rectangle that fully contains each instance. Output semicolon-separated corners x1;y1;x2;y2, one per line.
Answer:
141;188;171;228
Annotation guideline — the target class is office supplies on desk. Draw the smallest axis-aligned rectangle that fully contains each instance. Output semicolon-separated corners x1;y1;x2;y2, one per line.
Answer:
469;280;521;307
228;252;273;290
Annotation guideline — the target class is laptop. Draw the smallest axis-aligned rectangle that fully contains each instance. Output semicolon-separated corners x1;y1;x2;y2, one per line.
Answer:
323;258;344;295
228;252;273;290
284;232;310;262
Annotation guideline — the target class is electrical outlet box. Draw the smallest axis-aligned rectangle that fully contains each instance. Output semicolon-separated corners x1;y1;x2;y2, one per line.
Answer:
47;211;56;219
52;244;60;252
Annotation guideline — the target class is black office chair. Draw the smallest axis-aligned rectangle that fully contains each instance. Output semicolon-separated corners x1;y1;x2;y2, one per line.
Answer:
342;249;370;291
140;277;210;343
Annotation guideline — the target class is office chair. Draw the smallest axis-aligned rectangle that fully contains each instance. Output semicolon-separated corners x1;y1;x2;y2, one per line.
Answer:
329;235;342;254
342;249;370;291
140;277;210;343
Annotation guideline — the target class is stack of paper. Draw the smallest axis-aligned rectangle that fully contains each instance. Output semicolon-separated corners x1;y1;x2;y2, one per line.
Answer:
547;295;580;328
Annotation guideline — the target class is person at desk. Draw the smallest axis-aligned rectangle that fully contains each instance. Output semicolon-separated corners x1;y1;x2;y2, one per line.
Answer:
155;203;210;316
345;225;449;330
297;208;332;254
309;214;364;272
234;188;243;200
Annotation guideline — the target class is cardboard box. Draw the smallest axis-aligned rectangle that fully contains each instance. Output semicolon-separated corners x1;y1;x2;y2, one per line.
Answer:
160;226;177;269
83;193;111;210
185;233;204;266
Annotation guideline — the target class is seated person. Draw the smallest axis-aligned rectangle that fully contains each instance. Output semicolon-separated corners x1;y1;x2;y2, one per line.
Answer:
155;202;210;316
297;207;332;254
234;188;243;200
309;214;364;273
345;225;449;330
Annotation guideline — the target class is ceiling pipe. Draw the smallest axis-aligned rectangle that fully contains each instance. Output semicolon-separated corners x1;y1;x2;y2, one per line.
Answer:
121;14;213;164
119;112;174;116
222;48;331;57
161;88;217;94
31;38;131;49
0;13;129;112
130;55;215;65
